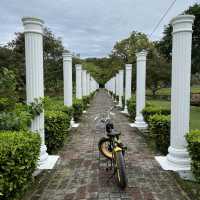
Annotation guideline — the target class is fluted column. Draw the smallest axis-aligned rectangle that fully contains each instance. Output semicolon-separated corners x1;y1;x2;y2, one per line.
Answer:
131;50;147;128
82;70;87;96
85;72;88;96
156;15;195;172
76;64;82;99
123;64;132;113
63;51;72;107
22;17;58;169
118;70;124;107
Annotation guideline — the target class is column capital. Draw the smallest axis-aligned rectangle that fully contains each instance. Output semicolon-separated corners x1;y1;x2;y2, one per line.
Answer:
22;17;44;35
136;50;147;60
75;64;82;70
171;15;195;34
63;51;72;61
125;64;132;69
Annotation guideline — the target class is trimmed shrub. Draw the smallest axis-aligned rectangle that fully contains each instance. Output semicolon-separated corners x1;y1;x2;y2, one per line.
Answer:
73;99;83;122
0;111;32;131
127;96;136;119
122;96;125;109
0;97;15;112
186;130;200;182
45;110;70;154
0;131;41;200
142;106;170;123
149;114;170;155
82;96;90;110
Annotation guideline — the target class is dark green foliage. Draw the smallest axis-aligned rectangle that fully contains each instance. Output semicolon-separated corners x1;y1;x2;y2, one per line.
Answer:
82;96;90;110
45;111;70;154
157;3;200;74
127;96;136;120
149;114;170;155
142;106;170;123
122;96;125;109
186;130;200;182
27;98;44;117
72;99;83;122
43;96;73;119
0;103;32;131
0;98;15;112
0;131;41;200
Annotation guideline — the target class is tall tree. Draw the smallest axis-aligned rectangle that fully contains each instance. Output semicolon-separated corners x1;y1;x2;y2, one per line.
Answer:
157;3;200;74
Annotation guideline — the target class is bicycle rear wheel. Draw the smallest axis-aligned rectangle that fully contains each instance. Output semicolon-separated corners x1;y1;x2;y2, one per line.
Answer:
114;151;127;189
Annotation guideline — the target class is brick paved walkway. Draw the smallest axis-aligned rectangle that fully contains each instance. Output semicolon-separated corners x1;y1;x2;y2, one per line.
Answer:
24;90;190;200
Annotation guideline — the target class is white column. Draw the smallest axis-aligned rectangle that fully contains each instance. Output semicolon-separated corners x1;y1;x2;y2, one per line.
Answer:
156;15;195;173
22;17;58;169
123;64;132;113
131;50;147;128
76;64;82;99
118;70;124;107
86;73;90;95
82;70;87;96
63;51;72;107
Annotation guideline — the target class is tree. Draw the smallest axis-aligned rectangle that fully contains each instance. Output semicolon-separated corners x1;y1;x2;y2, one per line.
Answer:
2;28;65;99
157;3;200;74
146;47;171;96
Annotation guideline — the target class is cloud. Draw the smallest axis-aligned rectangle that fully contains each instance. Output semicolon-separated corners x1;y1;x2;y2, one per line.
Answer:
0;0;198;57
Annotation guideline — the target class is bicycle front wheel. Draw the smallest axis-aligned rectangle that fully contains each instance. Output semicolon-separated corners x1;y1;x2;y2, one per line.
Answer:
98;137;112;160
114;151;127;189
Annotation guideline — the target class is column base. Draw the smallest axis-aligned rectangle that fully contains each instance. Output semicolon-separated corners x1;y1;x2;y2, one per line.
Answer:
38;155;59;170
155;146;191;179
130;121;148;129
70;118;79;128
121;106;128;114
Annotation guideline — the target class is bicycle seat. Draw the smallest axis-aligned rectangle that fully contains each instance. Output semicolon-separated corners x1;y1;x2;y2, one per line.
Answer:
107;129;121;137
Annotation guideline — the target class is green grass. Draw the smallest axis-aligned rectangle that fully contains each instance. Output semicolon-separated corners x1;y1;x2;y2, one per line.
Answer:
148;100;200;130
146;85;200;96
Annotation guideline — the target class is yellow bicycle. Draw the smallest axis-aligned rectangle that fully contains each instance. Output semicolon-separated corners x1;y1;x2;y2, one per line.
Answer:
98;108;128;189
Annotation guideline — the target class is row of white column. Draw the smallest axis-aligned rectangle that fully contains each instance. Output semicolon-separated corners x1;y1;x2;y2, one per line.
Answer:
105;14;195;175
22;17;99;170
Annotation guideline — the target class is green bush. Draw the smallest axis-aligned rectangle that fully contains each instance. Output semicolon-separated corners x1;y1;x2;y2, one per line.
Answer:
44;96;73;119
149;114;170;155
82;96;90;110
127;96;136;119
186;130;200;182
142;106;170;123
45;110;70;154
0;111;32;131
0;131;41;200
72;99;83;122
121;96;125;109
0;98;15;112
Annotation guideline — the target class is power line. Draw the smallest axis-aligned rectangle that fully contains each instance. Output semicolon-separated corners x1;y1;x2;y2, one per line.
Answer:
150;0;177;38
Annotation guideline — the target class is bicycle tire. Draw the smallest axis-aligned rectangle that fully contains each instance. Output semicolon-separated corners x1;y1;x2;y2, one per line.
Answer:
98;137;112;160
114;151;127;189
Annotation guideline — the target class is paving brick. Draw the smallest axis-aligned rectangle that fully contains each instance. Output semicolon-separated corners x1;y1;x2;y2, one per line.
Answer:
23;90;191;200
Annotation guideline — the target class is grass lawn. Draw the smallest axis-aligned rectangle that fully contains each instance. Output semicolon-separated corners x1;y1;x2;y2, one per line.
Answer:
146;85;200;96
148;99;200;130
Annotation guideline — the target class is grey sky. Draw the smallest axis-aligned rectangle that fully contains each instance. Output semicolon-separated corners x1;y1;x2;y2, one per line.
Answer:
0;0;199;58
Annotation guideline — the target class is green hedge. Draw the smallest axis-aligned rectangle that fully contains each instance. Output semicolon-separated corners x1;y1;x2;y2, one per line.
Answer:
45;110;70;154
73;99;83;122
0;103;32;131
82;96;90;110
186;130;200;182
142;106;170;123
44;97;73;119
127;96;136;119
149;114;170;155
0;131;41;200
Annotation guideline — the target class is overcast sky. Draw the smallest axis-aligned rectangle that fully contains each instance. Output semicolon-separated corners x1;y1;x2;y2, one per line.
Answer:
0;0;199;58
